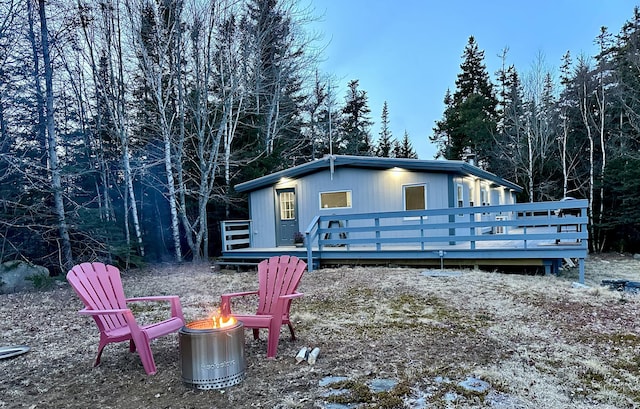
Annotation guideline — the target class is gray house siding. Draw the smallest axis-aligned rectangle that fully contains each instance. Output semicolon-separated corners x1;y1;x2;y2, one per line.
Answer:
237;156;523;248
249;187;277;248
250;167;454;247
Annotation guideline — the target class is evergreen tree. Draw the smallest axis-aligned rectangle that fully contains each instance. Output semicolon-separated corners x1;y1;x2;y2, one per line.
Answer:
493;65;525;180
242;0;306;161
376;101;395;157
394;130;418;158
431;36;498;168
338;79;373;156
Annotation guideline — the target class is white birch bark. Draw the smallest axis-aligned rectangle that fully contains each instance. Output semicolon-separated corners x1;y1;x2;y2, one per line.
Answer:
125;0;182;261
77;0;145;259
38;0;73;270
579;79;595;249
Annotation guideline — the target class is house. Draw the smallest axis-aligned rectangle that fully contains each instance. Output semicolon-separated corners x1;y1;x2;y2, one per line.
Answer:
234;155;522;248
224;155;588;281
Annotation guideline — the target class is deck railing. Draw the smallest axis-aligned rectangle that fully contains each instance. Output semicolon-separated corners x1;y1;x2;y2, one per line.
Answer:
303;200;589;278
221;220;252;251
220;200;589;282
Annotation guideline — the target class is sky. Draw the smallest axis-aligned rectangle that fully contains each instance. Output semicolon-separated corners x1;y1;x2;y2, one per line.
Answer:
309;1;638;160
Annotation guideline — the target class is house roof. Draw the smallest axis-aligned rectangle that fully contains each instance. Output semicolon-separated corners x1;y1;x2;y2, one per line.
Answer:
234;155;523;193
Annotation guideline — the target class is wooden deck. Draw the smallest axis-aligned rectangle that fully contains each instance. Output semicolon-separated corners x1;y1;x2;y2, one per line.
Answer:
219;200;589;282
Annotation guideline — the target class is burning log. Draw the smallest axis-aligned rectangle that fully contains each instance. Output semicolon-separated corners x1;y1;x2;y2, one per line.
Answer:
210;308;236;329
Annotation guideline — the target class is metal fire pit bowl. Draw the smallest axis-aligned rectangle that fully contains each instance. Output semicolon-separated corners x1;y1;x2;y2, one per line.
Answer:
179;319;246;390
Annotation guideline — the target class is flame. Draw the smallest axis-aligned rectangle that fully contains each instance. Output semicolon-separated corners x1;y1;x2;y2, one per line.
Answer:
211;309;236;329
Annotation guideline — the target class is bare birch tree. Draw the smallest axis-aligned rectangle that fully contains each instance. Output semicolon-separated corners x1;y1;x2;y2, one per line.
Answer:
244;0;315;156
175;0;239;261
125;0;182;261
574;56;597;250
521;53;558;201
77;0;146;262
37;0;73;270
593;27;613;252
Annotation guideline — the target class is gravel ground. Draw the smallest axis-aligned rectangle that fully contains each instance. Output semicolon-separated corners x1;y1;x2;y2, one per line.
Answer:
2;254;640;408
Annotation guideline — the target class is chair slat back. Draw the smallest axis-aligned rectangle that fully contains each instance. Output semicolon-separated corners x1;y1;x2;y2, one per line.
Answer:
67;263;129;332
256;255;306;315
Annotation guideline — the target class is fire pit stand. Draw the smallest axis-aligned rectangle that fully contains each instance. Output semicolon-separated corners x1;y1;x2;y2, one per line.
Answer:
179;319;246;390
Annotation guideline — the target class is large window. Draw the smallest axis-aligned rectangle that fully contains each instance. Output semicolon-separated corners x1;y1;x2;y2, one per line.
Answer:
404;184;426;211
320;190;352;209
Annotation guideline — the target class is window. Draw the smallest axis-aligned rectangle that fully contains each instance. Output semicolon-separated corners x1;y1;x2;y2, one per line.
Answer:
320;191;352;209
480;188;489;207
404;184;426;211
480;187;489;215
279;191;295;220
457;184;464;216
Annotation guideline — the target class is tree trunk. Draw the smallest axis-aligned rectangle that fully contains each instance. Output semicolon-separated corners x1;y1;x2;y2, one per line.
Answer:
26;0;47;169
526;123;534;203
597;69;607;252
580;81;595;252
561;115;569;198
38;0;73;271
78;0;145;260
115;4;145;259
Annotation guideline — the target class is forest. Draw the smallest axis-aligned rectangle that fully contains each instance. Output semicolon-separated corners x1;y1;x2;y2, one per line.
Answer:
1;0;640;275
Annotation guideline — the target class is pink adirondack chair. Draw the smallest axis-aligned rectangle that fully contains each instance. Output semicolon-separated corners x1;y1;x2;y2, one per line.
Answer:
66;262;185;375
220;255;306;358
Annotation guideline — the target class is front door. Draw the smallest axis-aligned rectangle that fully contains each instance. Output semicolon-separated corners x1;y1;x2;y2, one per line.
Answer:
276;188;298;246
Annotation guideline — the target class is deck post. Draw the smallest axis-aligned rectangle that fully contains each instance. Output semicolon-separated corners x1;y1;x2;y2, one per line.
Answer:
469;212;476;250
578;258;585;284
305;234;313;272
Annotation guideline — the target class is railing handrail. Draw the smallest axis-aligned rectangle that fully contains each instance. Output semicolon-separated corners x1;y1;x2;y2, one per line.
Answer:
302;200;588;272
221;219;252;251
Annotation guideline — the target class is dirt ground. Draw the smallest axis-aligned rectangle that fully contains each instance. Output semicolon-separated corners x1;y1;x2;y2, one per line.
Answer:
2;254;640;408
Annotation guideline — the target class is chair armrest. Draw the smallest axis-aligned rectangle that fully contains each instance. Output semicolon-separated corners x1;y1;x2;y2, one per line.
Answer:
126;295;180;303
220;290;259;315
126;296;184;321
278;292;304;301
79;307;144;339
220;290;259;299
78;307;130;315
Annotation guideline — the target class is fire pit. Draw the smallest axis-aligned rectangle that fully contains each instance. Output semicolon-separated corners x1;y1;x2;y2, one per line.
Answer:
179;316;246;390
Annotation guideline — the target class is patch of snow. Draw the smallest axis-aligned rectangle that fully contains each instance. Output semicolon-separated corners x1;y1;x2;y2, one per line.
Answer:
458;377;491;393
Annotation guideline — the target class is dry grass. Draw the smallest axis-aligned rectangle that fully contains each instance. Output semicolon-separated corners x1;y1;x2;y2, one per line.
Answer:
2;253;640;408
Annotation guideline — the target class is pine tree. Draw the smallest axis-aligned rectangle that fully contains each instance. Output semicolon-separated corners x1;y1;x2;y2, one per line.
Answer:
338;79;373;156
376;101;395;157
431;36;498;168
394;130;417;158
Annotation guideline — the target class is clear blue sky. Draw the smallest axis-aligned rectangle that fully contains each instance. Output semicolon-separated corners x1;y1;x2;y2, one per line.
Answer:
309;1;637;159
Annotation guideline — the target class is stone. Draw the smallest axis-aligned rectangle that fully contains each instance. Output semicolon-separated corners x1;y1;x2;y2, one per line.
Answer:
0;260;49;294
